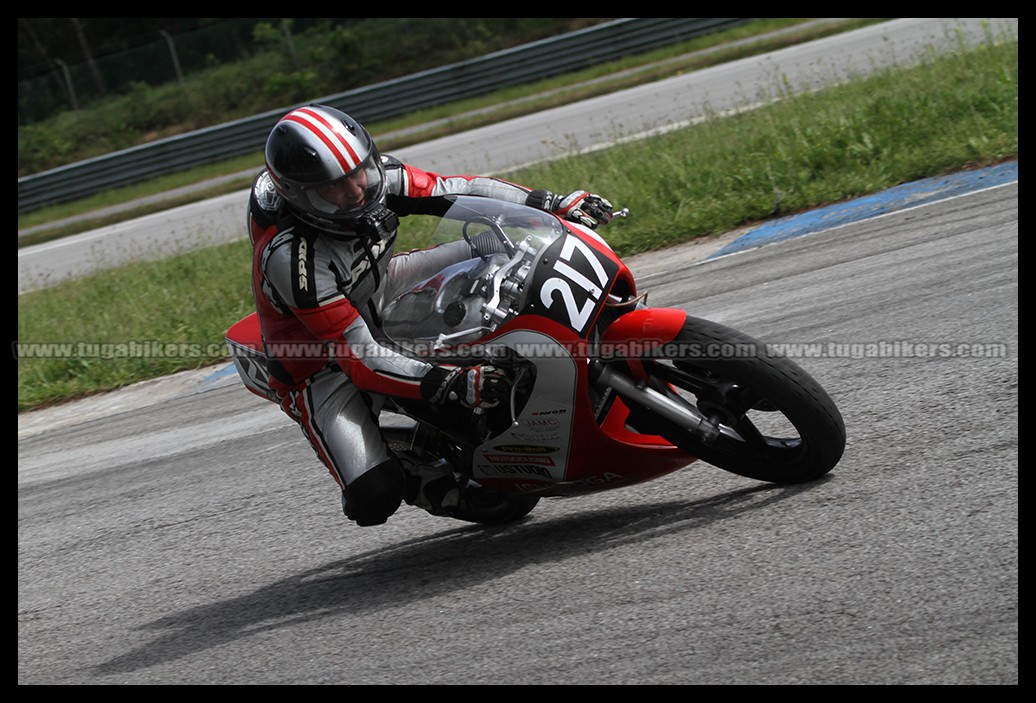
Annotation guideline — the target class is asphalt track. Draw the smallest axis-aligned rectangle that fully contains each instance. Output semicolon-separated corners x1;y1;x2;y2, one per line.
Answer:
18;179;1018;684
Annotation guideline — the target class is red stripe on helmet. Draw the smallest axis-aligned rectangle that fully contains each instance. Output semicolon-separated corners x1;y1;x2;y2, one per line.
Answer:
281;107;362;176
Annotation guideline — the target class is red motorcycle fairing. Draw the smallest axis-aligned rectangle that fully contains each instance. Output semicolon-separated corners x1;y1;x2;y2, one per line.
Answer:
599;306;688;378
464;307;697;497
225;312;276;401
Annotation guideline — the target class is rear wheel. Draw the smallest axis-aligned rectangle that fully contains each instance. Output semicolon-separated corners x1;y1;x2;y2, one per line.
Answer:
451;482;540;525
608;316;845;484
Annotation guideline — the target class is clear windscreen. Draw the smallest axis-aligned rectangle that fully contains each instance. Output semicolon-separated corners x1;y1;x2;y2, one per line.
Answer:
380;195;566;353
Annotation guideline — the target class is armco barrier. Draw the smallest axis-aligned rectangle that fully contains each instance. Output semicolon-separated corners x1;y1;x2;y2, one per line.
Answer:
18;18;748;213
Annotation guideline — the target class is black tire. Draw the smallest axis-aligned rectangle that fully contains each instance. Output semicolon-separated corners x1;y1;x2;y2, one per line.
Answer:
612;316;845;484
381;426;539;525
450;485;540;525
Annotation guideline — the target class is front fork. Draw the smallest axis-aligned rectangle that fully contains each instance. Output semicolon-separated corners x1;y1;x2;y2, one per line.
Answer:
589;360;721;444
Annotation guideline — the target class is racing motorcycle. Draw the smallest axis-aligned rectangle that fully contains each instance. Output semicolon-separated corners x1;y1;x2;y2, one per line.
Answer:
226;195;845;525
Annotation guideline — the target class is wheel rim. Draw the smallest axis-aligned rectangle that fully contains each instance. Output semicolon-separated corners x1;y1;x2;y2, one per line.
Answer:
635;359;807;465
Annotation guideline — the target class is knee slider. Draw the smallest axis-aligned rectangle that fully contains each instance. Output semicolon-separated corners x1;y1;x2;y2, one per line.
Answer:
341;459;405;526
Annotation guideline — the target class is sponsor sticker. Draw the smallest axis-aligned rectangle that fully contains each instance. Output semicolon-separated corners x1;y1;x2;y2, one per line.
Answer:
492;445;560;454
484;454;555;466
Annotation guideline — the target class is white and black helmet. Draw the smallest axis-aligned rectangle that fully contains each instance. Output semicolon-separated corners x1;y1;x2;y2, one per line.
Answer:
264;104;387;236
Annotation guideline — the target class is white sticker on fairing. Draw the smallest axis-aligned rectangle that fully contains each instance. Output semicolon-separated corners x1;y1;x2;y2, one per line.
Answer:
473;330;577;483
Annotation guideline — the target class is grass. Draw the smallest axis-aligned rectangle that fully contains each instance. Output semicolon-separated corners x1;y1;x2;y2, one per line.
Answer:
16;24;1017;413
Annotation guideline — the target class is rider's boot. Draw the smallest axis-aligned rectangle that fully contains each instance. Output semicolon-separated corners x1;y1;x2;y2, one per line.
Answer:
397;453;463;516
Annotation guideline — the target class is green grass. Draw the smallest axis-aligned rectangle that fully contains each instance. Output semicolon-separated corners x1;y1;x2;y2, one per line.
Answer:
16;27;1017;413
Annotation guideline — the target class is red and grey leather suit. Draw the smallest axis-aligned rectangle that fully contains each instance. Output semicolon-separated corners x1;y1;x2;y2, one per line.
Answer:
247;156;533;522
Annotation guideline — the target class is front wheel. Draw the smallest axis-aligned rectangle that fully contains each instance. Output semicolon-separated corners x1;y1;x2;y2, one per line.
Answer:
608;316;845;484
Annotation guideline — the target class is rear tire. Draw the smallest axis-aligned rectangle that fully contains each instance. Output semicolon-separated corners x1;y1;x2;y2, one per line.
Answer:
451;485;540;525
611;316;845;484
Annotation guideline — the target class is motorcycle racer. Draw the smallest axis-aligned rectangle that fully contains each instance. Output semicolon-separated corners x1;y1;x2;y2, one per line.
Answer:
246;104;614;526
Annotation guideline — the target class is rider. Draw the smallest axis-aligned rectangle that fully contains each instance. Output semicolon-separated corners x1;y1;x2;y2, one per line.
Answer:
247;103;615;527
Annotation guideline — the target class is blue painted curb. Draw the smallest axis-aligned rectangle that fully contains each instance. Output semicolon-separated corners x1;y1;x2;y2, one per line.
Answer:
711;160;1018;259
201;362;239;387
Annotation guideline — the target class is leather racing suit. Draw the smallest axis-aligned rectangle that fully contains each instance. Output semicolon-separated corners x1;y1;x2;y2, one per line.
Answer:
246;155;535;522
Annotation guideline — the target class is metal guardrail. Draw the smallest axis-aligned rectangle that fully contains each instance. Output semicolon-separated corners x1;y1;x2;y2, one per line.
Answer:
18;18;749;214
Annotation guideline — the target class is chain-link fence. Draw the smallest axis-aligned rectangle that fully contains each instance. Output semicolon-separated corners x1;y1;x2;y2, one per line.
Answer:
18;19;352;124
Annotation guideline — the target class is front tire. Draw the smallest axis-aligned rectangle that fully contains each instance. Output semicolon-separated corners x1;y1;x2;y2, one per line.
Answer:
612;316;845;484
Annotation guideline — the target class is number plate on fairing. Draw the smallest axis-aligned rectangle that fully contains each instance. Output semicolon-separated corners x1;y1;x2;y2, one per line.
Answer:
524;233;620;337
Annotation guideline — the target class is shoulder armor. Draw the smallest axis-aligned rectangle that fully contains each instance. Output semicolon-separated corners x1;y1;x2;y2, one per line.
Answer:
253;170;282;212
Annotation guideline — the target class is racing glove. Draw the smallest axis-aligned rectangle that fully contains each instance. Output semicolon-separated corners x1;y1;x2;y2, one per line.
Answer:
424;364;510;408
526;189;615;229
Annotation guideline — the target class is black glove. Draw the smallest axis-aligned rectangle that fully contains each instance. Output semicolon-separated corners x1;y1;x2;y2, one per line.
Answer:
526;189;615;229
425;364;510;408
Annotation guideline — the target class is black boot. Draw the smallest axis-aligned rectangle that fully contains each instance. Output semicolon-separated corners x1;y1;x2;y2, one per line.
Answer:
398;453;463;516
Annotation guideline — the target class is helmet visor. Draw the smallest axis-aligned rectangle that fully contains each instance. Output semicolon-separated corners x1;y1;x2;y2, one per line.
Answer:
303;152;385;217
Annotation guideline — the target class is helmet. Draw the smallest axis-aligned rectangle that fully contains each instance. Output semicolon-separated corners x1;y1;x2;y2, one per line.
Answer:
264;104;387;236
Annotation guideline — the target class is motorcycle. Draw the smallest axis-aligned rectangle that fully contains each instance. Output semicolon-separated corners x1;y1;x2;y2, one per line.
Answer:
225;195;845;524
